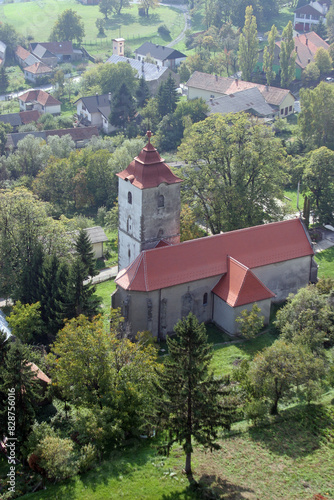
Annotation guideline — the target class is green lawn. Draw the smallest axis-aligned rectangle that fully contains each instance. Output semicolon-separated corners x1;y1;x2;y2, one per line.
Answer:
1;1;184;60
284;188;304;215
315;247;334;279
21;400;334;500
96;279;116;315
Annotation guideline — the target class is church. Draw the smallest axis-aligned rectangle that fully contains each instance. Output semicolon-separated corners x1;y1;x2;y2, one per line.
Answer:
112;133;317;339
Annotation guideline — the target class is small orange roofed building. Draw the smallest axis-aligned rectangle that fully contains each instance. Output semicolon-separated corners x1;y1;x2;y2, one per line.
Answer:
112;133;317;338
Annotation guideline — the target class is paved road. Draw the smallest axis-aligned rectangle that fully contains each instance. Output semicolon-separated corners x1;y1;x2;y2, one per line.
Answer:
84;266;118;285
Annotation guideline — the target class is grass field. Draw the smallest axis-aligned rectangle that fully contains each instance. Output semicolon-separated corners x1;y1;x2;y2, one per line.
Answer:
20;399;334;500
96;279;116;314
315;247;334;279
1;0;185;59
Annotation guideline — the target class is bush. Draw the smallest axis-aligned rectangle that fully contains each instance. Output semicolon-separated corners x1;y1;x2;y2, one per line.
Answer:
77;443;97;473
158;24;171;38
34;436;78;482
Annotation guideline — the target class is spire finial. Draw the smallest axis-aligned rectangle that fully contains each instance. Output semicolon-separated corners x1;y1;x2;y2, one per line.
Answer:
147;130;152;143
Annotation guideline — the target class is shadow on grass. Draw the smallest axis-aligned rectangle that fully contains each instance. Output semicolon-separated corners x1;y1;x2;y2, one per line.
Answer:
104;13;136;29
248;404;334;459
138;13;162;26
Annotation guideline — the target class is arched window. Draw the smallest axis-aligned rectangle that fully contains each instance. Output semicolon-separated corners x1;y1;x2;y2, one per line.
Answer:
157;228;164;238
203;293;208;305
158;194;164;208
128;191;132;204
127;217;132;233
128;249;131;259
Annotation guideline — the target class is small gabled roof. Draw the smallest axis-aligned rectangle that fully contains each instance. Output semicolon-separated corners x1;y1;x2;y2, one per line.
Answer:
116;219;314;292
106;54;169;81
212;256;275;307
206;88;274;117
24;62;53;75
32;44;56;59
29;362;51;384
18;89;61;106
135;41;186;61
74;94;111;114
295;4;322;15
46;126;99;141
84;226;109;244
30;41;74;56
6;131;46;149
116;133;182;189
0;110;40;128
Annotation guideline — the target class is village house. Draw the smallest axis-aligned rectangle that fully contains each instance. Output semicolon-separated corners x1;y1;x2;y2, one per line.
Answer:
134;42;186;70
112;135;317;338
294;0;330;31
23;62;53;84
74;93;114;133
187;71;296;117
18;89;61;115
206;87;276;120
5;126;98;152
0;110;41;132
15;45;40;68
29;41;82;67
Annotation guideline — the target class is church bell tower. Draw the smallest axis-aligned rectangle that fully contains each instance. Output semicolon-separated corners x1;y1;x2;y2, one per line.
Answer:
116;132;183;270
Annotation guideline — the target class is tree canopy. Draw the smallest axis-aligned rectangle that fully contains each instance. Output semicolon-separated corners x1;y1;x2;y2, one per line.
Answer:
50;9;85;44
280;21;296;88
178;113;286;234
237;6;259;82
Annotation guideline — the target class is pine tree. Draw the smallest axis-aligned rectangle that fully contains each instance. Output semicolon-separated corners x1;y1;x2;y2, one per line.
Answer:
39;254;69;341
136;75;150;108
1;341;42;451
154;313;236;479
263;24;278;86
109;83;136;129
0;66;9;94
65;257;101;319
75;229;97;278
157;73;179;118
237;6;259;82
280;21;296;88
19;242;44;305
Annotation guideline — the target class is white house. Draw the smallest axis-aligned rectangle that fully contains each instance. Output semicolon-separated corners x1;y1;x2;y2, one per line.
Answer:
294;0;330;31
18;90;61;115
74;94;115;134
134;42;186;70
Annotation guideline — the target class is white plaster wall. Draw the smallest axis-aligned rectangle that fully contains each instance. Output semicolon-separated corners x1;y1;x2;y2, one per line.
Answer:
118;178;143;269
252;256;312;302
92;242;103;259
188;87;218;101
213;296;271;335
45;104;61;115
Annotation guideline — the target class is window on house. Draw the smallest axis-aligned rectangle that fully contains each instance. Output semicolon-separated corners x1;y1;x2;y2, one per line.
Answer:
285;107;288;115
289;105;292;112
128;191;132;204
203;293;208;305
127;217;132;233
128;249;131;259
158;194;164;208
281;108;284;115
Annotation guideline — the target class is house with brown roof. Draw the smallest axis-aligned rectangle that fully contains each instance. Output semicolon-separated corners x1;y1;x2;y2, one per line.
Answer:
112;137;317;337
0;110;41;132
23;62;53;83
187;71;296;117
18;89;61;115
15;45;40;68
276;31;329;79
294;0;330;31
29;41;82;66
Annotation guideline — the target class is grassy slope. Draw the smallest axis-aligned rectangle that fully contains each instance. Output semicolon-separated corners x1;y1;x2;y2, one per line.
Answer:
1;1;184;58
315;247;334;279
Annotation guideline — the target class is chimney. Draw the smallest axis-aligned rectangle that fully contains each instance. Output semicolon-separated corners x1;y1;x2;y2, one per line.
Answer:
96;92;99;103
215;74;218;81
306;37;308;46
235;78;238;86
108;92;111;102
308;58;311;64
295;46;298;52
266;85;269;91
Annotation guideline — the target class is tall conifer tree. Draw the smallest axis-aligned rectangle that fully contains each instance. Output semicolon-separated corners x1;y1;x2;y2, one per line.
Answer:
263;24;278;86
238;6;259;82
154;313;236;479
280;21;296;88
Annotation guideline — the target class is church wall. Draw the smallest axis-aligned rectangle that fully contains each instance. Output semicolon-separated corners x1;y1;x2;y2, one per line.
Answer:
118;178;143;269
113;275;221;338
141;183;181;249
252;256;312;302
213;296;272;335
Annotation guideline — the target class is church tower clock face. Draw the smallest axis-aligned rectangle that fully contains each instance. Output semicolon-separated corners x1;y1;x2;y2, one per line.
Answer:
116;131;183;271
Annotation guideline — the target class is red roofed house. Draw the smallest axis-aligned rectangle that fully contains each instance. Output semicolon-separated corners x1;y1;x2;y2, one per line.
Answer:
18;89;61;115
112;135;317;337
23;62;53;83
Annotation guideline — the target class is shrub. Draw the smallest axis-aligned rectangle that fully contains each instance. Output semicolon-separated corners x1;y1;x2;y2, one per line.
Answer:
158;24;171;38
35;436;78;482
77;443;97;473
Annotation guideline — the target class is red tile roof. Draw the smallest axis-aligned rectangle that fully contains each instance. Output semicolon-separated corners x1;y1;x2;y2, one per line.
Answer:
116;218;313;292
19;110;41;124
276;32;329;70
212;257;275;307
29;362;51;384
116;138;182;189
18;89;61;106
15;45;31;60
24;62;52;75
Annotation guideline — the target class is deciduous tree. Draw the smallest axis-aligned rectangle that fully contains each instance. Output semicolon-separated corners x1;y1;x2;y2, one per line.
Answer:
263;24;278;86
50;9;85;44
7;301;43;344
314;47;333;75
178;113;286;234
237;6;259;82
235;303;264;339
280;21;296;88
